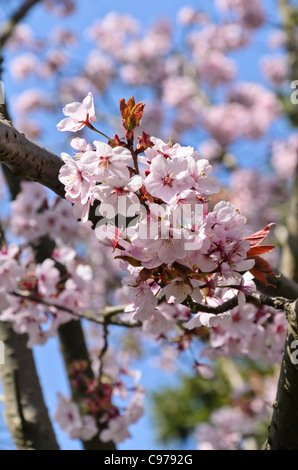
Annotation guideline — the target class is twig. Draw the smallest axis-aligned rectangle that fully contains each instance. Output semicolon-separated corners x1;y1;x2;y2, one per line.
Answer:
10;291;139;327
190;292;295;316
0;0;43;50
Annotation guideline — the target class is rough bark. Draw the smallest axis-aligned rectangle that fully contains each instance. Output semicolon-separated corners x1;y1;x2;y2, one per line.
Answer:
0;118;65;198
263;0;298;450
0;323;59;450
280;162;298;282
58;321;116;451
264;300;298;450
0;0;62;451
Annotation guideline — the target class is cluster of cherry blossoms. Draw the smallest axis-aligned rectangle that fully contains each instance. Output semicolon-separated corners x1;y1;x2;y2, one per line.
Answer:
54;359;145;444
0;177;121;346
8;0;282;149
194;374;277;450
0;240;94;347
57;93;276;340
197;299;287;365
2;0;295;450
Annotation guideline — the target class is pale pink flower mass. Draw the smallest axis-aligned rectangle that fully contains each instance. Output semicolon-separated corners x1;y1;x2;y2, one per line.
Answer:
57;92;96;132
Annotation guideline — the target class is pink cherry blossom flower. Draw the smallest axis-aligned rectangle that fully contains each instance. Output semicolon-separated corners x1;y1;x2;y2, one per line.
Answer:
261;56;288;87
144;155;190;203
162;76;197;107
122;277;158;322
35;259;60;297
6;24;34;50
196;51;237;87
54;393;98;440
57;92;96;132
177;7;208;26
144;137;196;163
142;310;173;336
187;158;221;195
45;0;76;17
95;175;143;216
59;152;95;205
70;137;93;154
216;0;265;30
158;277;203;304
100;415;131;444
124;386;145;424
54;393;82;436
194;363;215;379
203;103;248;146
186;310;232;329
84;51;115;93
271;134;298;179
0;259;24;292
13;89;52;115
81;142;132;181
10;53;37;81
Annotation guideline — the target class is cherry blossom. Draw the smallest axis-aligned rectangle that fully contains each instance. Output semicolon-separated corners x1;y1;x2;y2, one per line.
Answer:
144;155;190;203
81;142;132;180
35;259;60;297
57;92;96;132
54;393;98;440
3;0;294;449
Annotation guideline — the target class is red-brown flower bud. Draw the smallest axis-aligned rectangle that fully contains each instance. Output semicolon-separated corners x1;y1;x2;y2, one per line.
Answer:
119;96;145;132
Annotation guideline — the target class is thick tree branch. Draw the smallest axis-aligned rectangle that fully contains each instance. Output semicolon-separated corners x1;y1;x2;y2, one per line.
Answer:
255;270;298;300
0;118;101;226
262;0;298;450
0;119;65;198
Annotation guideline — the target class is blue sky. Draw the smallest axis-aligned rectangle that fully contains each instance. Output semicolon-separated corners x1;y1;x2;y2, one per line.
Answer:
0;0;290;451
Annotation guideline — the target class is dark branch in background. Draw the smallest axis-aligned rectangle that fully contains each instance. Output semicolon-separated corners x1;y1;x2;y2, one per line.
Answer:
0;0;43;50
34;238;116;451
255;270;298;300
0;323;59;450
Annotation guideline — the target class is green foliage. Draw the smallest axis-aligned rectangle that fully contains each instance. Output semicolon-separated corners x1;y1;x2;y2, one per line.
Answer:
278;92;298;127
151;365;230;444
151;358;275;446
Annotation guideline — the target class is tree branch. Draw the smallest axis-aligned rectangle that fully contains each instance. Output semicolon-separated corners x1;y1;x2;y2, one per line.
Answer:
0;119;65;198
0;0;43;50
10;291;137;327
0;322;59;450
0;137;60;450
255;270;298;300
190;292;295;316
264;299;298;449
